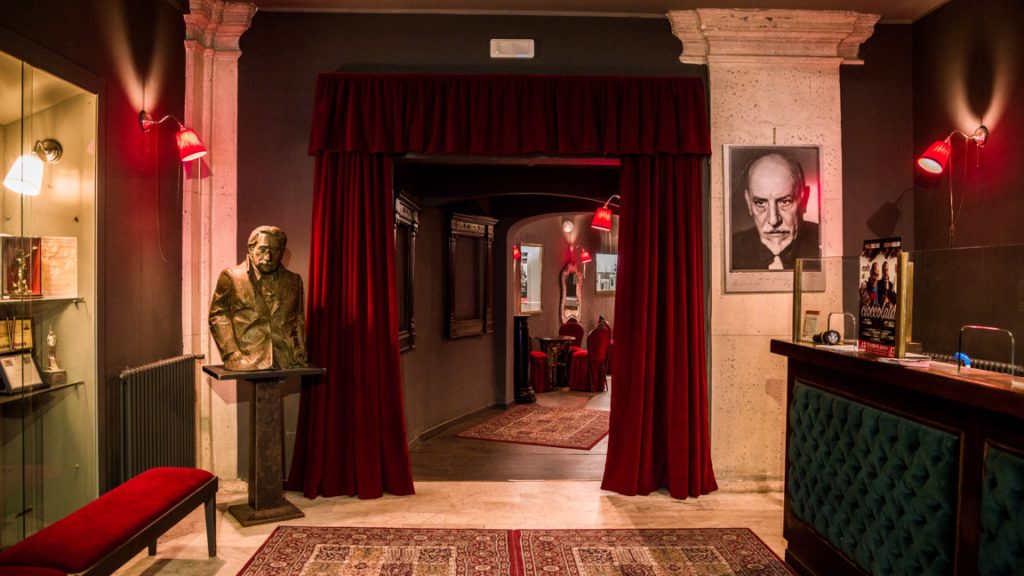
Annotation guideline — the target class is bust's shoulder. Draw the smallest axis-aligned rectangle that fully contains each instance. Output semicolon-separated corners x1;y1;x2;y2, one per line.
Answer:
279;267;303;285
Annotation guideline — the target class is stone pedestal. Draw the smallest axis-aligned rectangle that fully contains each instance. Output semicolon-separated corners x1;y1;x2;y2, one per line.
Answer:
203;364;324;526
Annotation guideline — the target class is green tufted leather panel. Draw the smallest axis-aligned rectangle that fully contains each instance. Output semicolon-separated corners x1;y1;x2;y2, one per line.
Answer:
788;383;959;575
980;446;1024;575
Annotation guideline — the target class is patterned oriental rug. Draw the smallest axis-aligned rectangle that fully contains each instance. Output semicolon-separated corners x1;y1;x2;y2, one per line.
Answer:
238;527;793;576
455;404;609;450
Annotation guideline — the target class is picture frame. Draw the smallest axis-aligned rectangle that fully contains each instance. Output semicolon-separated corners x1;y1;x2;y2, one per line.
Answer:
724;145;823;293
41;236;78;299
2;236;43;299
9;318;32;351
448;213;497;339
394;192;419;352
595;253;617;294
0;320;10;353
801;310;820;343
518;243;543;314
0;351;45;394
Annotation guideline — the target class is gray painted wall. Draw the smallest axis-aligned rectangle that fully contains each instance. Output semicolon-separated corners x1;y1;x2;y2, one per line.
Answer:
238;12;703;455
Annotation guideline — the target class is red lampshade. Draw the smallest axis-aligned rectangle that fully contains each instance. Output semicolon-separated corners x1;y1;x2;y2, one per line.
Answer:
175;127;208;162
579;248;592;264
591;206;613;231
512;245;521;260
916;138;951;174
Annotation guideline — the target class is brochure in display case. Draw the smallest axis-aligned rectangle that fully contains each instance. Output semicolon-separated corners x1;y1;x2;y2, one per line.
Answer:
858;237;902;357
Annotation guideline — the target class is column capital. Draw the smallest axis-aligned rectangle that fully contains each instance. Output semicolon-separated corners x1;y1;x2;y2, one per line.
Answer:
668;9;879;66
186;0;257;53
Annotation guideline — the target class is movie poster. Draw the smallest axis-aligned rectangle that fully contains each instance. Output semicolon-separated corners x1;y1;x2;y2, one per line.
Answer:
858;237;901;357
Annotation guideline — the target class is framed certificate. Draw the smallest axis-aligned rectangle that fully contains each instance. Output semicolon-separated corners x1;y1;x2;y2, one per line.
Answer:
9;318;32;351
0;320;10;353
0;351;45;393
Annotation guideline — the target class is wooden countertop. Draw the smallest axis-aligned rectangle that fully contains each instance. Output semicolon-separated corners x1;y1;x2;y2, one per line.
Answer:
770;339;1024;420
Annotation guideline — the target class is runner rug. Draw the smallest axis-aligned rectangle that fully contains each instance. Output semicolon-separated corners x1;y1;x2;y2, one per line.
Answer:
455;404;609;450
237;527;793;576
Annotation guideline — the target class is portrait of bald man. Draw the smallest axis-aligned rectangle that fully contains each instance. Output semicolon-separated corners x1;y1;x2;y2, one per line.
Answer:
729;148;821;271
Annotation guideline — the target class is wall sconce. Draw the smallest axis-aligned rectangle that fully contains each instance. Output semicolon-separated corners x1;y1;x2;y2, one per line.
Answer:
916;125;989;175
4;138;63;196
139;110;208;162
579;248;592;264
915;125;990;246
561;219;575;234
591;194;620;231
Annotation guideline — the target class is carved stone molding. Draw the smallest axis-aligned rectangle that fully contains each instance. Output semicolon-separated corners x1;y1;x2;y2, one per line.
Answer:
186;0;257;53
668;9;880;66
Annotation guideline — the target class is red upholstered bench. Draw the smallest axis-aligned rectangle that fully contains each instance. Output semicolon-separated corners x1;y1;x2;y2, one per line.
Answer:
0;467;217;576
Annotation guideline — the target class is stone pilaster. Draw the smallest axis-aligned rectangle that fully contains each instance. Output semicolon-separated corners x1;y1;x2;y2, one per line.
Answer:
667;9;877;482
183;0;257;480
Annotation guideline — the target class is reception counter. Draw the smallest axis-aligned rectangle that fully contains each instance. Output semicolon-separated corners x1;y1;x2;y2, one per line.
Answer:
771;340;1024;576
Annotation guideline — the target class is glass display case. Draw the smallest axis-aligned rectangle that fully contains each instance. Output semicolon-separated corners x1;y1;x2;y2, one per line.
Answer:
793;244;1024;376
0;49;97;547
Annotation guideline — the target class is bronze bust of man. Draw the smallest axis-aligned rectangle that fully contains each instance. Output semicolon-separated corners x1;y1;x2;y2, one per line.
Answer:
209;225;307;371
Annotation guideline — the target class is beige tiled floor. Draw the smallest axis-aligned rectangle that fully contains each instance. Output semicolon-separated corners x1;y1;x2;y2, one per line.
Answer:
115;480;784;575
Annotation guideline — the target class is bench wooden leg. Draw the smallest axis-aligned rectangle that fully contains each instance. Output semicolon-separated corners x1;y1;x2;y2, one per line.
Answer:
148;541;157;555
205;493;217;557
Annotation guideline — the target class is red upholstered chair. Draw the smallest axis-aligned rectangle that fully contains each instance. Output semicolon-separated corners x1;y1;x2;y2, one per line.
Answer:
530;350;551;392
558;318;585;351
569;322;612;392
557;318;585;385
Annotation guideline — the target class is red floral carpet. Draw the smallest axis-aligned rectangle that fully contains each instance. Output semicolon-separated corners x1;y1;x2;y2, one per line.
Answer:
455;404;609;450
238;527;793;576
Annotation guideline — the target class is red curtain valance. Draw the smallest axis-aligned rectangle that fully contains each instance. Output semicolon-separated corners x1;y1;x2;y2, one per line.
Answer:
308;73;711;157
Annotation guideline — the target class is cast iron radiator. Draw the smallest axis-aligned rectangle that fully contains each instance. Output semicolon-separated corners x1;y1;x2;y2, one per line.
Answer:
118;354;204;483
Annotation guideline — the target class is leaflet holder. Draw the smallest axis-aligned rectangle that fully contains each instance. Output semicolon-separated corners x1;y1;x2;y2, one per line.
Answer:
828;312;857;344
957;325;1018;386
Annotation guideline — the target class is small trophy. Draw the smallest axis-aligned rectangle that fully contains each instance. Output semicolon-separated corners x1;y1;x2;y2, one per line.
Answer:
40;327;66;386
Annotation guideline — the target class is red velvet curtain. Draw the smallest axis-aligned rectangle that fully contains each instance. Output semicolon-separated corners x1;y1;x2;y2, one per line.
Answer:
286;152;415;499
601;155;717;498
291;73;716;499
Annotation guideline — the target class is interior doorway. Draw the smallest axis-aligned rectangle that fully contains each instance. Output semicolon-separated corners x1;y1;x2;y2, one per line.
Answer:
395;160;618;481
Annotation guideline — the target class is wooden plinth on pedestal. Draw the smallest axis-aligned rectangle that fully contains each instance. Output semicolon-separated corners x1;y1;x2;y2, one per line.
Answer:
203;364;325;527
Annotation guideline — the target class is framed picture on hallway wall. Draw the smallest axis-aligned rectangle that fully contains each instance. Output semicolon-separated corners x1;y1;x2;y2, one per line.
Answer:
724;145;824;293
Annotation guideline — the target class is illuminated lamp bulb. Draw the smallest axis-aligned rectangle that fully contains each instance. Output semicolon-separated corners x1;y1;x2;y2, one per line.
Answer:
4;154;44;196
175;127;208;162
513;245;521;260
916;139;951;175
591;206;613;231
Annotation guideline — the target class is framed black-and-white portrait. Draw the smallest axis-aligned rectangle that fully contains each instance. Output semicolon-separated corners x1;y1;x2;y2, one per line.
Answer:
724;145;823;293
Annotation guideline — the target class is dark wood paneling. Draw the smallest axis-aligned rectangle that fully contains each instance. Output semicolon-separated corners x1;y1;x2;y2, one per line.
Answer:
774;340;1024;576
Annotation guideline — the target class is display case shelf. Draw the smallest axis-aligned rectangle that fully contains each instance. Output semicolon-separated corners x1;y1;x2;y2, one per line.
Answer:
0;297;84;307
0;380;84;406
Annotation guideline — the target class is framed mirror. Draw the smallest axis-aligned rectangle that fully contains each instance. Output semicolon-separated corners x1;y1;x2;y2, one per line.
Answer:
518;243;543;314
560;262;581;323
448;213;497;338
394;192;419;352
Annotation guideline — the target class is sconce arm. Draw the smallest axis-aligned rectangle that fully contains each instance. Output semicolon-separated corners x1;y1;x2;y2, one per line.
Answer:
945;125;989;147
139;110;186;132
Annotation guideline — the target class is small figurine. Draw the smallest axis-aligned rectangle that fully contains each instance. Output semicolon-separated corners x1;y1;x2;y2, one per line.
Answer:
47;327;60;371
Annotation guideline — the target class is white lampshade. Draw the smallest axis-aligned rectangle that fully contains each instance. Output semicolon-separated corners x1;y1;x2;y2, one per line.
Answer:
4;154;44;196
